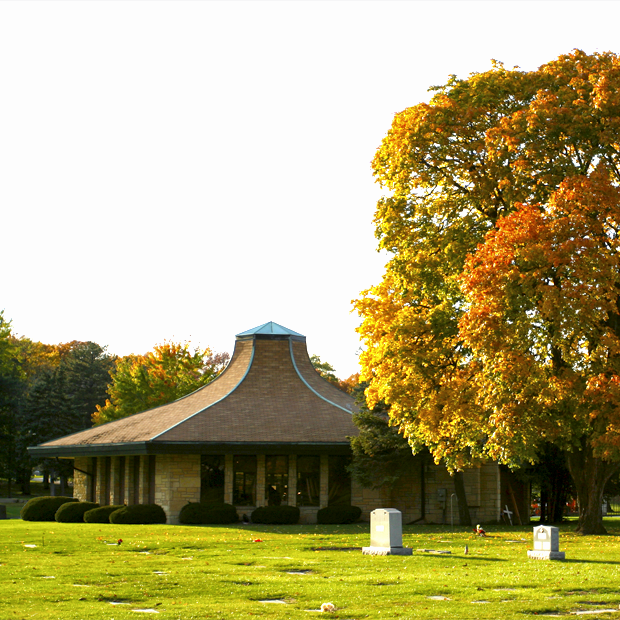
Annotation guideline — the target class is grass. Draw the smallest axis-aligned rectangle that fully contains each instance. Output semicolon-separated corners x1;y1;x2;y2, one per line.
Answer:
2;519;620;619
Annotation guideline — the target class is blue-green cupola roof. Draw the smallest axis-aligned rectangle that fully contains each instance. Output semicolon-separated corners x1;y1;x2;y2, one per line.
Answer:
236;321;305;340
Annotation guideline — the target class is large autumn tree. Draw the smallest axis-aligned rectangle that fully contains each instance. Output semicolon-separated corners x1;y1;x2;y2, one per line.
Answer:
355;50;620;534
460;170;620;534
93;341;229;425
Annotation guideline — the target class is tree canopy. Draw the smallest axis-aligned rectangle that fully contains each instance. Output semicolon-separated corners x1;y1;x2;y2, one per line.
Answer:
354;50;620;534
0;310;116;493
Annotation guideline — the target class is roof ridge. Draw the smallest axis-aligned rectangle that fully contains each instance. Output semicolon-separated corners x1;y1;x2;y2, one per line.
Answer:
288;339;352;415
149;341;255;440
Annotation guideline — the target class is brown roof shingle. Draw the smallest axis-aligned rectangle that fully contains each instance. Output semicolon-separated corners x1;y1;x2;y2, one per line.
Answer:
34;326;358;455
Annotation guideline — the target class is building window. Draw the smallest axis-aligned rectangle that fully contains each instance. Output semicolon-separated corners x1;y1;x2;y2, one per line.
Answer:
265;455;288;505
233;455;257;506
201;455;225;504
132;456;140;504
89;457;98;503
328;455;351;506
148;455;156;505
297;455;320;506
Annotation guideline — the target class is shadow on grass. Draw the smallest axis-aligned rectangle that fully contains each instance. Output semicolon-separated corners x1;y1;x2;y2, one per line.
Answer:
417;554;506;562
561;558;620;565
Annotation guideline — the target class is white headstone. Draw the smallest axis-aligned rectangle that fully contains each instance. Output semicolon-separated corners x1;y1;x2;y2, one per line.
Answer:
527;525;565;560
362;508;412;556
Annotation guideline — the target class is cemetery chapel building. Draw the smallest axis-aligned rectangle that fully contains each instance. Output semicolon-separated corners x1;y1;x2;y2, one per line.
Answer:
29;322;526;524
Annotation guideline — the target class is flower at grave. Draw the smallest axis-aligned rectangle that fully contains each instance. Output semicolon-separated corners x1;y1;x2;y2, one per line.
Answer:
320;602;336;612
117;539;123;545
252;538;263;543
474;525;487;537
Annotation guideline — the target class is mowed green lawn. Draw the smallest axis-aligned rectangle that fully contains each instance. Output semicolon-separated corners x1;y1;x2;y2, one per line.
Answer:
2;519;620;619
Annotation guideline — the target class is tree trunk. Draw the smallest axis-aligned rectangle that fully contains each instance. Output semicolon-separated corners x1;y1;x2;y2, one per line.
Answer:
419;456;426;522
549;466;571;523
539;487;548;524
566;446;619;535
17;467;31;495
453;471;472;526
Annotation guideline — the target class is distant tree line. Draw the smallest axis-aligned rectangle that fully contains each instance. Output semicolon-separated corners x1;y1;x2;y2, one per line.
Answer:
0;310;230;496
0;311;116;494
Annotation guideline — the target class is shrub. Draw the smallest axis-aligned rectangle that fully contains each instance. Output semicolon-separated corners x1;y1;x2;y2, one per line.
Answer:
109;504;167;524
20;496;78;522
84;505;125;523
316;505;362;524
251;505;300;525
179;502;239;525
55;501;100;523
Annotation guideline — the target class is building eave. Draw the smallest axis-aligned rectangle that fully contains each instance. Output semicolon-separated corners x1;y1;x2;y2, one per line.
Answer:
28;440;353;458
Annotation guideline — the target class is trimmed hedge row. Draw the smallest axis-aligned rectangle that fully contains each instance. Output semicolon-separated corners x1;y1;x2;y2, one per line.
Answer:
55;501;100;523
317;505;362;524
84;505;125;523
251;505;300;524
20;497;359;525
20;497;168;524
179;502;238;525
21;496;78;522
110;504;167;524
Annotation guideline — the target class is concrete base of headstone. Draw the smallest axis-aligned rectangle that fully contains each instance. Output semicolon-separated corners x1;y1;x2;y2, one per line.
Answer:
527;550;565;560
362;546;413;556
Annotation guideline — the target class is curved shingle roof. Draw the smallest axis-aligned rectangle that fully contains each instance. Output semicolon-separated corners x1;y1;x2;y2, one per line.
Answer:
30;324;358;456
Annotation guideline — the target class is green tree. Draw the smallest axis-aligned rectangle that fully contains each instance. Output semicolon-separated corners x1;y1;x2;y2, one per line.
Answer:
348;383;471;525
354;50;620;534
310;355;360;394
94;341;229;425
61;342;116;431
348;383;419;489
17;340;115;492
310;354;339;385
0;311;25;495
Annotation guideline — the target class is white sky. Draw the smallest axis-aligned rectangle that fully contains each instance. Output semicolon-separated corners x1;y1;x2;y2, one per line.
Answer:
1;0;619;378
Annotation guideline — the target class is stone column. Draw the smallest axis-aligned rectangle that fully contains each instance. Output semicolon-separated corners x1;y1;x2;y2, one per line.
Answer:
320;454;329;508
256;454;266;507
125;456;137;505
224;454;234;505
72;457;90;502
154;455;170;512
96;458;108;505
154;455;200;524
288;455;297;507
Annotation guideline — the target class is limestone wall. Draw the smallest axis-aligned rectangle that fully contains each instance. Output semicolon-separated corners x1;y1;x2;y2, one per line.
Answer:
351;482;392;521
73;457;90;501
154;454;201;524
352;461;502;525
74;452;505;526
